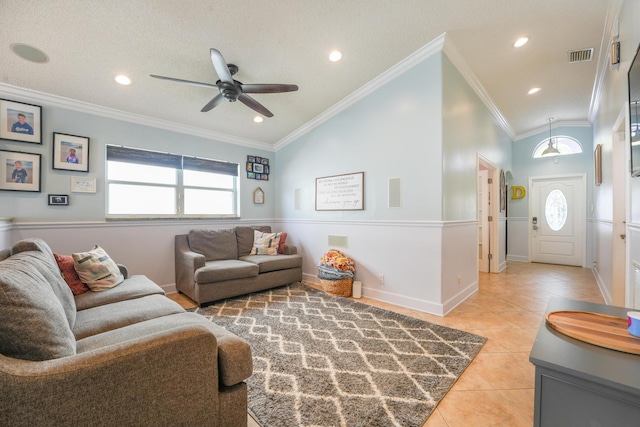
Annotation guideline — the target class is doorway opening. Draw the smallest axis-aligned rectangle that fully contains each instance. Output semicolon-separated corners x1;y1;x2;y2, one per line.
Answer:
477;155;500;273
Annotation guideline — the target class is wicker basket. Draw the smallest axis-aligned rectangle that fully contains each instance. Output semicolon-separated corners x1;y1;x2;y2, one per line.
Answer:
320;277;353;297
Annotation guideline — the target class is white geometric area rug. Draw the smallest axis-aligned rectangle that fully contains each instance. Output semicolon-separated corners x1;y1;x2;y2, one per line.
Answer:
194;283;486;427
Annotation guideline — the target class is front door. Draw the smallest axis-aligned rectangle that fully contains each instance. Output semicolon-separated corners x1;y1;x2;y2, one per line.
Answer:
530;175;586;267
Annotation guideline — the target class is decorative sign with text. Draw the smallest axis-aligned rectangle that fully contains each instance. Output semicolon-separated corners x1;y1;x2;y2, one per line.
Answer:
315;172;364;211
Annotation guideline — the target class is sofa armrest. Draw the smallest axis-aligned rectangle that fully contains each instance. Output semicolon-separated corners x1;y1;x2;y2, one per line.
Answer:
175;234;205;293
0;325;220;426
116;263;129;279
283;244;298;255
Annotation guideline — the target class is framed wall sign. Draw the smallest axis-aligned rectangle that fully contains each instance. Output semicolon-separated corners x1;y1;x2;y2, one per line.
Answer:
53;132;90;172
253;187;265;204
0;150;41;192
71;176;96;193
316;172;364;211
0;99;42;144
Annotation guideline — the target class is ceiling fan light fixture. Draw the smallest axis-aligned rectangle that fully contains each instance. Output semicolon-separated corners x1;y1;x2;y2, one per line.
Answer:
514;37;529;48
253;116;264;123
329;50;343;62
115;74;131;85
528;87;541;95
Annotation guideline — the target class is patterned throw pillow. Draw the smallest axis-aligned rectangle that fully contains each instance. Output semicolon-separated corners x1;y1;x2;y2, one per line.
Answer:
72;246;124;291
54;253;89;295
250;231;281;256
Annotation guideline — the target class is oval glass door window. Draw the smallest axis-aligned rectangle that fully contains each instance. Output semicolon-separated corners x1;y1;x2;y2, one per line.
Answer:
545;189;568;231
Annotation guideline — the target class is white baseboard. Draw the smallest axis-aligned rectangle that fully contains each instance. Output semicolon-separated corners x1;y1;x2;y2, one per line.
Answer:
162;283;177;294
592;267;611;305
507;255;529;262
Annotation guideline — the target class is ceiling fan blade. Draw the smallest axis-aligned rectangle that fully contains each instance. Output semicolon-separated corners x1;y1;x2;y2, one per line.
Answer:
241;84;299;94
210;48;234;84
238;93;273;117
149;74;218;89
201;93;225;112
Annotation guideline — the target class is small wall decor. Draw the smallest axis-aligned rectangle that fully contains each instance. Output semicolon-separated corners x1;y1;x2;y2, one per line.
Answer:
316;172;364;211
0;99;42;144
594;143;602;186
499;169;506;212
53;132;90;172
511;185;526;199
0;149;41;192
71;176;96;193
246;155;269;180
253;187;265;204
48;194;69;206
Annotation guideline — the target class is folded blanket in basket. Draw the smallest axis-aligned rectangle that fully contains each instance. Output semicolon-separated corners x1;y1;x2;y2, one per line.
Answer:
317;264;354;280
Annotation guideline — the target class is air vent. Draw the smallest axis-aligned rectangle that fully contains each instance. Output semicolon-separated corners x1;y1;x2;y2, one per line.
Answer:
568;48;594;63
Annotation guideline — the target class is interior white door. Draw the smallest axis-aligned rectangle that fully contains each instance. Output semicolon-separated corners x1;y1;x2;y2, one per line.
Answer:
612;108;629;306
530;175;586;267
478;170;489;272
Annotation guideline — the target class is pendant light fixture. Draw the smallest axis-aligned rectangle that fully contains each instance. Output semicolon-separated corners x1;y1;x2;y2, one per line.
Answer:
542;117;560;156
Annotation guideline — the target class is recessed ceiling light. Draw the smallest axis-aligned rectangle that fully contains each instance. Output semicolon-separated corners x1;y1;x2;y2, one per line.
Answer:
10;43;49;63
514;37;529;48
329;50;343;62
115;75;131;85
528;87;541;95
253;116;264;123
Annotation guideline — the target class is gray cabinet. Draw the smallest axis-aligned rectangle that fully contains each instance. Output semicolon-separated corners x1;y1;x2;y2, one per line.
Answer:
529;297;640;427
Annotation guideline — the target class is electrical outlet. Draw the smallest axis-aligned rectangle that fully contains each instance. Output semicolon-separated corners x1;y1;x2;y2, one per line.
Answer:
378;274;384;284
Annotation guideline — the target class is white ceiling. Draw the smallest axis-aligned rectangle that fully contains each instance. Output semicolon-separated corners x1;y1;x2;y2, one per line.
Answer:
0;0;613;148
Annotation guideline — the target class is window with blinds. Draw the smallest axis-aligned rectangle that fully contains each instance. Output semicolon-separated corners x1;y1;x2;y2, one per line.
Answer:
106;145;238;217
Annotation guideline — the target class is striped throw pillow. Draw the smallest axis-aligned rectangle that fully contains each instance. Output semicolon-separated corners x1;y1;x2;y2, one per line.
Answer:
72;246;124;291
250;231;281;256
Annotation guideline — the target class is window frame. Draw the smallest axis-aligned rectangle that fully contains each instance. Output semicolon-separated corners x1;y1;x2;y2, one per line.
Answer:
532;135;583;158
105;145;239;219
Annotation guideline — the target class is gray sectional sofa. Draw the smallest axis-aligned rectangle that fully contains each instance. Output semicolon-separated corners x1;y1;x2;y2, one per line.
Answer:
0;238;252;427
175;225;303;306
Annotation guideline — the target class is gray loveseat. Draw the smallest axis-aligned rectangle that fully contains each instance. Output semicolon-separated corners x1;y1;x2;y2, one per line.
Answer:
0;238;252;427
175;225;303;306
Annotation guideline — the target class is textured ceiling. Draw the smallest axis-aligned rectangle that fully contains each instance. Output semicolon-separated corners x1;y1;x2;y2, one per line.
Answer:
0;0;612;147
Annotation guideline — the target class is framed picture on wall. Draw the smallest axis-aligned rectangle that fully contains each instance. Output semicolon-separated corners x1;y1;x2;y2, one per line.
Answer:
0;149;41;192
0;99;42;144
595;144;602;186
53;132;90;172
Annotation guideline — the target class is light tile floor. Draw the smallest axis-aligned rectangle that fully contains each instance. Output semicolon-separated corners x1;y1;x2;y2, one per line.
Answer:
168;261;604;427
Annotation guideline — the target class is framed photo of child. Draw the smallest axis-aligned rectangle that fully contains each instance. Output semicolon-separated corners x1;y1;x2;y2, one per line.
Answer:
0;149;41;192
52;132;90;172
0;99;42;144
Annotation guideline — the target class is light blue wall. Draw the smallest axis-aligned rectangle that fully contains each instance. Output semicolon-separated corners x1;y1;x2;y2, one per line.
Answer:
275;53;444;221
0;104;275;222
442;56;512;221
510;126;594;218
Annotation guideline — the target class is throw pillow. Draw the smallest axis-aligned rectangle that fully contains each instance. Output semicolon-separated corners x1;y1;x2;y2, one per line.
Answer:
72;246;124;291
250;230;281;256
278;232;288;254
54;253;89;295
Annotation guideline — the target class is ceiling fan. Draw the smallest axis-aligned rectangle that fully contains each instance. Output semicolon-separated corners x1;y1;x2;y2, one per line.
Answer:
150;48;298;118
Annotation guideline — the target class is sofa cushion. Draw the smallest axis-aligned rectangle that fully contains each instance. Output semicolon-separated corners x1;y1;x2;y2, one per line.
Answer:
54;253;90;295
235;225;271;257
73;294;185;340
189;229;238;261
75;275;165;311
240;254;303;274
250;231;282;255
73;245;124;291
11;238;77;329
194;260;259;284
0;251;76;360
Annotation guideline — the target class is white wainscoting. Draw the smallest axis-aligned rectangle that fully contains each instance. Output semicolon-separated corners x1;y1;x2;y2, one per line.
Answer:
592;218;613;304
8;218;480;316
506;216;529;262
277;219;478;316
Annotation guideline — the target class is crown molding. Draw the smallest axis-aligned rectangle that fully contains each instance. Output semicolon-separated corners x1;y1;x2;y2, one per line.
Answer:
274;34;448;150
588;0;625;123
441;35;516;140
0;83;274;152
513;120;592;141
